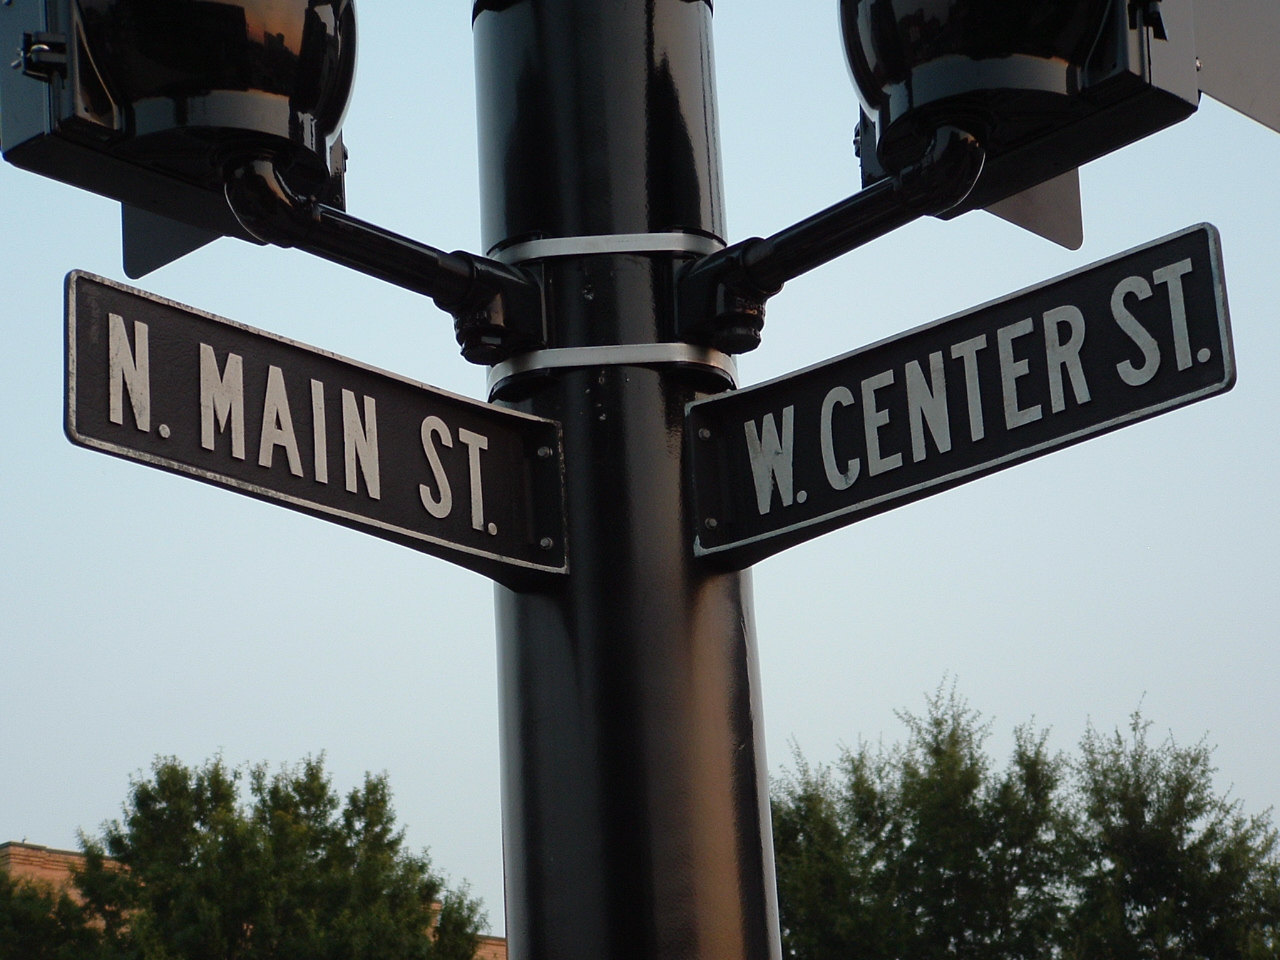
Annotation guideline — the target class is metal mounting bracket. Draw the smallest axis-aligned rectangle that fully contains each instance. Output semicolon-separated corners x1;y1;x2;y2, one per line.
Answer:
491;232;725;264
488;343;738;399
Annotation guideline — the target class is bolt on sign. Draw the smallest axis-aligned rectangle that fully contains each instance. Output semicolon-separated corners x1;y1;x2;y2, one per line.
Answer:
687;224;1234;568
66;272;567;586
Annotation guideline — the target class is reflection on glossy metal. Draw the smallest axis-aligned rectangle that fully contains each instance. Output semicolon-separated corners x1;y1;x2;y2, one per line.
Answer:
474;2;781;959
843;0;1111;169
473;0;725;252
77;0;355;185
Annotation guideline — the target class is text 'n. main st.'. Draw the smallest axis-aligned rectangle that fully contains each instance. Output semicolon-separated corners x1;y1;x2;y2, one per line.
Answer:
66;272;566;583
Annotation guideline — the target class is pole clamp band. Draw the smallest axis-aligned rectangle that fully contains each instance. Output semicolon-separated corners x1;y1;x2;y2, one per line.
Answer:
488;343;738;398
491;232;725;264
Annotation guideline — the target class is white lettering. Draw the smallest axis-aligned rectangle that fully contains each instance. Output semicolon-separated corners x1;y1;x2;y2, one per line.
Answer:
744;408;795;515
342;390;380;500
997;319;1042;430
108;314;150;433
419;416;454;519
458;428;490;532
200;344;245;459
1153;258;1194;371
1043;305;1091;413
820;387;860;491
950;335;988;442
310;380;328;484
861;371;901;476
1112;275;1160;387
905;351;951;463
258;365;303;477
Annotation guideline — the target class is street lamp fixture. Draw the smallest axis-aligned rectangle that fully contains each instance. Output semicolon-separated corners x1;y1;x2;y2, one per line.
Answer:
0;0;354;271
846;0;1198;218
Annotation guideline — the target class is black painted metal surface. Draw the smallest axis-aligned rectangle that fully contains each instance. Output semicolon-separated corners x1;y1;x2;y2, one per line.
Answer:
473;2;781;958
473;0;724;256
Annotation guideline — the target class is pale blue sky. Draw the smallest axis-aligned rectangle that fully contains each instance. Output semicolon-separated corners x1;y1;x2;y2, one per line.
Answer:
3;2;1279;934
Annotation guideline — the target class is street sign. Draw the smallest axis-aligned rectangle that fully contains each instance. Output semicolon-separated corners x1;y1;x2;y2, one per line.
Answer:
688;224;1234;568
66;272;567;585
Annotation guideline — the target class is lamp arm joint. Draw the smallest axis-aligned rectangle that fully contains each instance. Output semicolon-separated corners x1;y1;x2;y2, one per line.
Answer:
224;158;545;364
675;126;984;355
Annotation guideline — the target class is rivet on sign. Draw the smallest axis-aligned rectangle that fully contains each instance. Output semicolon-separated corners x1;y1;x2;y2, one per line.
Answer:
704;518;718;530
698;428;711;440
537;446;553;459
540;537;555;551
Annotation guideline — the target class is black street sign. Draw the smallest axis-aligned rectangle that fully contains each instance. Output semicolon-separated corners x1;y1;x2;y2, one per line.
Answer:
66;272;567;584
688;224;1234;568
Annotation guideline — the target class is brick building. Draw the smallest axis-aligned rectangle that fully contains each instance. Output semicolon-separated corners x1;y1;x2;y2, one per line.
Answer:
0;841;86;898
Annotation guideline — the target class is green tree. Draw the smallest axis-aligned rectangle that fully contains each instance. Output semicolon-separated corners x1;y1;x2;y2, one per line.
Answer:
773;687;1069;960
1063;714;1280;959
0;869;109;960
772;690;1280;960
72;754;484;960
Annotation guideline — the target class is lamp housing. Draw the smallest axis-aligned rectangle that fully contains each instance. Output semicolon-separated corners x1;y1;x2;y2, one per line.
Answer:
844;0;1200;216
0;0;355;246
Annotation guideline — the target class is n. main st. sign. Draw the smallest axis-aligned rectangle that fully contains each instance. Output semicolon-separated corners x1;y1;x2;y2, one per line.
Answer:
688;225;1234;567
66;272;567;586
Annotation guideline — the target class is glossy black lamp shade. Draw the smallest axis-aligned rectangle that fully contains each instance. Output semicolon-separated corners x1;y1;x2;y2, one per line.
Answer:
76;0;356;188
842;0;1112;171
0;0;357;259
843;0;1201;221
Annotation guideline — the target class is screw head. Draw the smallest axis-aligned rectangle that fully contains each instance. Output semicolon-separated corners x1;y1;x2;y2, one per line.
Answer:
539;537;555;551
697;428;711;441
704;518;718;531
537;446;554;459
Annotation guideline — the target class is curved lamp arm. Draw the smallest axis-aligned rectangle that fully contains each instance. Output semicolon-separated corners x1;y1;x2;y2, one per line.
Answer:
677;126;985;353
225;158;543;364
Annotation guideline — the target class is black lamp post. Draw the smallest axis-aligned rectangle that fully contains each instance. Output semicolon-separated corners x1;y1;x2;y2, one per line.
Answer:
4;1;1275;958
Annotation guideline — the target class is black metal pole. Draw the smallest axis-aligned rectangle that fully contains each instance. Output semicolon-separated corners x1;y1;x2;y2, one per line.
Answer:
473;2;781;959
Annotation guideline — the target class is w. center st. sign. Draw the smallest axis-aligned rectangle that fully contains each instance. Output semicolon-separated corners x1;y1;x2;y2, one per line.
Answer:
687;224;1234;568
